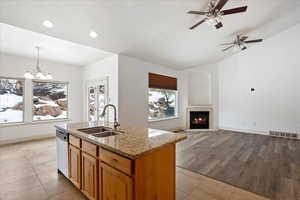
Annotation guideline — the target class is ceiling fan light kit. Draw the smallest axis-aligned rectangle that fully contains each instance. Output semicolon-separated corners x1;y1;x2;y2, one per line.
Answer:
24;46;53;80
221;35;263;52
188;0;248;30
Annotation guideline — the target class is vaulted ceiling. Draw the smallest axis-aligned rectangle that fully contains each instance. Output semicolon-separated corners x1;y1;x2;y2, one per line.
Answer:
0;23;114;66
0;0;300;69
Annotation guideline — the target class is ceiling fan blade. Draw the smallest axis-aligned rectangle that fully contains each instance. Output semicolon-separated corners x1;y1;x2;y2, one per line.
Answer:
240;36;249;41
187;11;207;15
222;44;235;51
189;19;206;30
241;46;247;51
220;42;234;45
244;39;263;43
215;22;223;29
221;6;248;15
214;0;229;11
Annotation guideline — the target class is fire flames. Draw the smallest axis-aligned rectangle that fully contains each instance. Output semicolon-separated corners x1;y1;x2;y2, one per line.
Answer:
192;117;207;124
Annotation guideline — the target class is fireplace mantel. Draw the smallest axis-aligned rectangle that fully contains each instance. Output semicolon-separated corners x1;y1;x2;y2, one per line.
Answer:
186;105;214;130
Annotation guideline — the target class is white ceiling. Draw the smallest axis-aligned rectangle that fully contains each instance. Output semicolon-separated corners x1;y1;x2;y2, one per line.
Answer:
0;23;114;66
0;0;300;69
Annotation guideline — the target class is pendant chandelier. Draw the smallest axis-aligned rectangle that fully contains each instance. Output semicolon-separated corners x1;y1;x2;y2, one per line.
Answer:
24;47;53;80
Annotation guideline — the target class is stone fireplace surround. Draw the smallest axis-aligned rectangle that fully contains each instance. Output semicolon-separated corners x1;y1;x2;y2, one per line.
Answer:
186;105;214;130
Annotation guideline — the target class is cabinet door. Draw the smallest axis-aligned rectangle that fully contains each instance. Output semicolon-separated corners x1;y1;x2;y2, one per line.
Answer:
82;152;98;200
69;145;81;188
101;163;132;200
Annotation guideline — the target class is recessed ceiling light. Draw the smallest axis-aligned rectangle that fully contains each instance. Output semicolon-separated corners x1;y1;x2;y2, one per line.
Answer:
89;31;98;38
43;20;54;28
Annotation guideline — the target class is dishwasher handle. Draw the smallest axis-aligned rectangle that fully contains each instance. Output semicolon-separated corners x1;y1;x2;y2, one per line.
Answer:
56;130;68;141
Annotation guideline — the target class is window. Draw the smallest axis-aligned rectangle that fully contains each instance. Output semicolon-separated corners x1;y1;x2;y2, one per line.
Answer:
0;77;24;124
33;81;68;121
148;88;178;121
148;73;178;121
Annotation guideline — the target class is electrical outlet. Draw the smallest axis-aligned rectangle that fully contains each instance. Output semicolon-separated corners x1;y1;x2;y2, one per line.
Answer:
253;122;257;126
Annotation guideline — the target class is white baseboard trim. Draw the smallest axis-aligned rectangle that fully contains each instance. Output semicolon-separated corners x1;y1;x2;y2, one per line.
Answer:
219;126;268;136
0;133;55;146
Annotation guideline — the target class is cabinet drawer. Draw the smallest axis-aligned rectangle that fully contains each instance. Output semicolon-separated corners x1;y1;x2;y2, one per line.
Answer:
69;135;81;148
99;148;132;176
82;140;98;157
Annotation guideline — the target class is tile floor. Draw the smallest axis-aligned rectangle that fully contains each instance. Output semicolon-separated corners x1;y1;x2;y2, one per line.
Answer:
0;138;269;200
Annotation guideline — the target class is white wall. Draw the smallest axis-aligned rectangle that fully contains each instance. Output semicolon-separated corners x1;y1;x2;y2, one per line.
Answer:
218;23;300;134
0;53;83;144
188;71;211;105
82;55;118;122
118;55;186;130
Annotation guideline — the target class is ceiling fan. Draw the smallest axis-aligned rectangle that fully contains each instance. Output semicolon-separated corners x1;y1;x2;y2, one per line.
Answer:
221;35;263;51
187;0;248;30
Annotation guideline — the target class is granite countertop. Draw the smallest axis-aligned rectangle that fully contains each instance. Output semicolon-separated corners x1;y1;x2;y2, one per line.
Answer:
55;121;187;159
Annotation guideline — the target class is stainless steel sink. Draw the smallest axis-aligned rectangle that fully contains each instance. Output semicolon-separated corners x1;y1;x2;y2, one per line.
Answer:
77;126;122;138
77;126;112;134
91;131;121;138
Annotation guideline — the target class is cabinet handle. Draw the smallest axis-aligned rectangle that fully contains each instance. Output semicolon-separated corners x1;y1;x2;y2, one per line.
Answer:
112;158;118;163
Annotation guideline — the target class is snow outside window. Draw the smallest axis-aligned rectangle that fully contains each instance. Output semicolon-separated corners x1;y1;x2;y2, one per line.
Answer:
0;77;24;124
148;88;178;121
33;81;68;121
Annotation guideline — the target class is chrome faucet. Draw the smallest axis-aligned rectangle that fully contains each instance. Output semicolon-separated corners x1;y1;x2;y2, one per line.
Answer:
100;104;120;129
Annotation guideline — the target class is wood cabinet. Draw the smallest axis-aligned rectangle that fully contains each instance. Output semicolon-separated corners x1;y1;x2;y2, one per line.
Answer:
69;135;81;148
99;148;132;176
82;152;98;200
68;135;176;200
69;144;81;188
134;144;175;200
101;163;132;200
82;140;98;157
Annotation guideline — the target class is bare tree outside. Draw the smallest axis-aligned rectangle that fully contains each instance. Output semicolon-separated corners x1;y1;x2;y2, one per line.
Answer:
148;88;177;120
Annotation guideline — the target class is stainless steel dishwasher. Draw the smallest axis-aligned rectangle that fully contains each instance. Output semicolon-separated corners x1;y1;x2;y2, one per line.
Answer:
56;129;69;178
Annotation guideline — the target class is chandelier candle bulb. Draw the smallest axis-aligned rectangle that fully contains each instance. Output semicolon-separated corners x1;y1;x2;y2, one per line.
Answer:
45;74;53;80
24;71;34;79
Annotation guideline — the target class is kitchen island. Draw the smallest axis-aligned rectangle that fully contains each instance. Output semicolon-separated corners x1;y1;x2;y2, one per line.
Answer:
55;121;186;200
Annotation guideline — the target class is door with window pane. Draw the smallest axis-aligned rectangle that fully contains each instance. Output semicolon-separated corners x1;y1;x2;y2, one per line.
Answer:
87;78;108;121
88;86;96;121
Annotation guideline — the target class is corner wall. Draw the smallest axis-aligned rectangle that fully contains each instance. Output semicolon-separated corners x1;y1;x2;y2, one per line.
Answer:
182;64;219;129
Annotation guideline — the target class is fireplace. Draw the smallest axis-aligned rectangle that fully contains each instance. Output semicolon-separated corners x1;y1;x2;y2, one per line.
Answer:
190;111;209;129
186;105;213;130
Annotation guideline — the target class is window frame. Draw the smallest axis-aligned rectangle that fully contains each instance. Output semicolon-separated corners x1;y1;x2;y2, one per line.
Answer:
0;76;26;126
32;79;70;122
148;88;179;122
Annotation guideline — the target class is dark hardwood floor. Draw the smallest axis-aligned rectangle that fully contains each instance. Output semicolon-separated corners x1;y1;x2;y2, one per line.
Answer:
176;130;300;200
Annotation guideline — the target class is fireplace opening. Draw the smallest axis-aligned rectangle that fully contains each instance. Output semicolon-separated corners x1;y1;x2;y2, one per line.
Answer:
190;111;209;129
